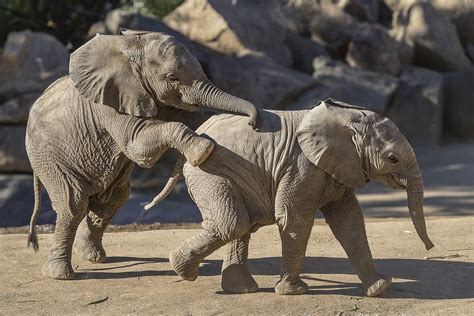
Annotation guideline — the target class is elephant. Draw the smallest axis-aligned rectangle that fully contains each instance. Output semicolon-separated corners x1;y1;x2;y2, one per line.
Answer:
25;29;259;280
145;99;434;297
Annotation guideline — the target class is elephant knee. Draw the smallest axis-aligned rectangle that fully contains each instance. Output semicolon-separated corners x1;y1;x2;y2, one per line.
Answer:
202;214;250;243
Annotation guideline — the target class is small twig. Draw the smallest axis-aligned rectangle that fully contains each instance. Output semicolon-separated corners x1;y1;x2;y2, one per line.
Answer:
83;296;108;307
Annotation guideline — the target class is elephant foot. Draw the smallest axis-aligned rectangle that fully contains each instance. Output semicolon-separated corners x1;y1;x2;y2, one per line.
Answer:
184;138;214;167
74;238;107;263
275;277;308;295
169;248;200;281
42;258;75;280
365;275;393;297
221;264;258;294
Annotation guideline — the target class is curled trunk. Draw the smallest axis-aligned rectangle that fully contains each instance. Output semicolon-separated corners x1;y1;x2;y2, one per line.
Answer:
188;80;259;129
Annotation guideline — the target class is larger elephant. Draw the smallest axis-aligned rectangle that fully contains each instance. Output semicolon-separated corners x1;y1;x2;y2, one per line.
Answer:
146;99;434;297
26;30;259;280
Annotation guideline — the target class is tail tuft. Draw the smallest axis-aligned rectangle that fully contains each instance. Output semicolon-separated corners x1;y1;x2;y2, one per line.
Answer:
27;231;39;252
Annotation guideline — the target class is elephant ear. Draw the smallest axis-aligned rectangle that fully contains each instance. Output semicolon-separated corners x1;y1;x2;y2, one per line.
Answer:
296;100;366;189
69;33;157;117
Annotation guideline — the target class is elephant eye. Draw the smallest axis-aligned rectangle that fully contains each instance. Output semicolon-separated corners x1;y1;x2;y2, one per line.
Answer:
387;153;399;163
166;73;179;82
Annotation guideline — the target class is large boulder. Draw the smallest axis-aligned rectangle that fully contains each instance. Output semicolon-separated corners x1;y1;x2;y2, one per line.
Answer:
346;23;401;75
386;65;443;145
0;31;68;98
443;67;474;138
281;0;374;57
0;125;31;172
309;56;399;113
430;0;474;45
0;93;39;124
164;0;292;67
206;54;315;109
390;1;471;72
284;32;329;74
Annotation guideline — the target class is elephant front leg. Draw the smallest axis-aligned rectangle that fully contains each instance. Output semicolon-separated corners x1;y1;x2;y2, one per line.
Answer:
321;191;392;297
166;122;214;167
43;211;86;280
221;234;258;293
275;214;314;295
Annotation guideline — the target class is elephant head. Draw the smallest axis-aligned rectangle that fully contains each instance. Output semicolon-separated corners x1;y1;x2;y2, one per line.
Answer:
296;99;434;250
69;29;258;128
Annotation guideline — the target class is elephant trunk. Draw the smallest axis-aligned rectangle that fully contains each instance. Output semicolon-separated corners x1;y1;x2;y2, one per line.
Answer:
188;80;259;129
406;166;434;250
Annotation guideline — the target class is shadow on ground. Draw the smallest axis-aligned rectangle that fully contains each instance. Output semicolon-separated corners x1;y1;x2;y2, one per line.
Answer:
76;255;474;300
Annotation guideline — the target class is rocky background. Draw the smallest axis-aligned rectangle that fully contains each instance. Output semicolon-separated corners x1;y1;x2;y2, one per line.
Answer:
0;0;473;227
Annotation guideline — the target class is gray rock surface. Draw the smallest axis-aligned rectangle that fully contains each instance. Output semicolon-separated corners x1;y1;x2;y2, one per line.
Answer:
164;0;292;67
0;30;68;98
431;0;474;45
443;67;474;138
284;32;329;74
0;125;31;172
346;23;401;75
390;1;471;72
206;54;315;109
385;65;443;145
310;56;399;113
0;93;39;124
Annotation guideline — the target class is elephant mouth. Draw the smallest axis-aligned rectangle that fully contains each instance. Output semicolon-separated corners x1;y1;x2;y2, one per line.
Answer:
389;173;407;189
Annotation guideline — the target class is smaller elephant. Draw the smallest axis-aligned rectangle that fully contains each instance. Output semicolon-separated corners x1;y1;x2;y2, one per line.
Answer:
146;99;434;296
26;29;259;280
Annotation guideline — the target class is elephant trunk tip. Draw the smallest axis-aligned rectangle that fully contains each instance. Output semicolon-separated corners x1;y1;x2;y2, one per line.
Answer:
423;239;435;251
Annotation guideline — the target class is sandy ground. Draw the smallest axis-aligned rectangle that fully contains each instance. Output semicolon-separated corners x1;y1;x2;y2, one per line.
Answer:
0;217;473;315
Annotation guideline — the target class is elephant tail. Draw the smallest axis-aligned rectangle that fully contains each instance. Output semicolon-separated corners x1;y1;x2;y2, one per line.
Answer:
27;175;41;252
142;156;185;216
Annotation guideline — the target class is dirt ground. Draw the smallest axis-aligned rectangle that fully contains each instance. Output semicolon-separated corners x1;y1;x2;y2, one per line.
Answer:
0;217;473;315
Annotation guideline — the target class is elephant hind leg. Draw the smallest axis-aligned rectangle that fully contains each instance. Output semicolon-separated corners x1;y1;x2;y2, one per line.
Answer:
38;170;89;280
170;176;251;282
74;179;131;263
221;233;258;293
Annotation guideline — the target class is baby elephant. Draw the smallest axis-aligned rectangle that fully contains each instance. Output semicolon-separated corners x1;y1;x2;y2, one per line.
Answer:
26;30;258;280
146;99;434;297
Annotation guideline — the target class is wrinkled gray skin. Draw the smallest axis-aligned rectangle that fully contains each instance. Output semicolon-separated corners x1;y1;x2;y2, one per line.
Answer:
25;29;259;280
148;99;434;297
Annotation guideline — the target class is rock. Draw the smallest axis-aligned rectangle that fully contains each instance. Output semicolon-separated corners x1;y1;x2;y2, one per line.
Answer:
0;31;69;98
431;0;474;45
309;56;399;113
86;21;107;39
206;54;316;109
284;32;328;74
391;1;471;72
443;67;474;138
0;125;31;172
281;0;373;57
164;0;292;67
346;23;401;75
385;65;443;145
0;93;39;124
0;174;54;227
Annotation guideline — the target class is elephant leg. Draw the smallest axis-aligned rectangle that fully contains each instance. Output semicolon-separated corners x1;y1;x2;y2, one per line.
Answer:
75;172;132;263
321;191;392;297
275;214;314;295
221;233;258;293
170;176;250;282
43;208;87;280
74;212;109;263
